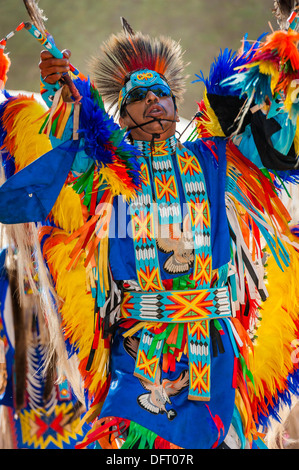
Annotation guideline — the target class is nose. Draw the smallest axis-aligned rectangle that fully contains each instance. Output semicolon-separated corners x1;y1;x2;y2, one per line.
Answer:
145;90;159;103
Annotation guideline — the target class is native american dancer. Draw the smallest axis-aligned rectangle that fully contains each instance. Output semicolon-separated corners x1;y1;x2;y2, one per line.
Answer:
0;1;299;450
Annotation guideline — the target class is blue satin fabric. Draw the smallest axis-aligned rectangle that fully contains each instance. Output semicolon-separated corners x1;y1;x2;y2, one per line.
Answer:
0;140;79;224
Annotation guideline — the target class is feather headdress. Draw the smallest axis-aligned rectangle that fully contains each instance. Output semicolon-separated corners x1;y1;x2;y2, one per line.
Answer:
89;18;187;114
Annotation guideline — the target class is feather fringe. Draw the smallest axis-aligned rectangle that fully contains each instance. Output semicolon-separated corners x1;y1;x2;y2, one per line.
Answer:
248;242;299;427
193;34;267;138
221;29;299;124
0;94;51;170
224;141;299;442
0;92;84;401
76;416;182;449
193;35;267;96
38;224;111;410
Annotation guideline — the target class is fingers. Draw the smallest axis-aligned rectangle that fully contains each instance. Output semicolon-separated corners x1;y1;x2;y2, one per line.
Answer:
39;49;72;84
62;49;71;59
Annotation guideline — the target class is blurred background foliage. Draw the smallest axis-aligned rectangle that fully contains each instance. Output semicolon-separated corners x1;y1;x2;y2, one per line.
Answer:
1;0;276;118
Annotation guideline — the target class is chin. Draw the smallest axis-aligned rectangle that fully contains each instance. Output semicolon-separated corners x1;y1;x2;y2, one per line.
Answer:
144;122;174;138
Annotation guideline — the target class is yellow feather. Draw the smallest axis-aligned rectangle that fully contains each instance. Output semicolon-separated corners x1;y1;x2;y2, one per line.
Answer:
6;98;51;169
99;166;138;201
248;244;299;402
4;95;112;401
235;389;249;430
293;117;299;156
196;90;226;138
42;230;106;397
51;185;84;233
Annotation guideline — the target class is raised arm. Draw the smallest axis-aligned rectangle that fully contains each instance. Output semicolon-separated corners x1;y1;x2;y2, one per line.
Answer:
191;29;299;172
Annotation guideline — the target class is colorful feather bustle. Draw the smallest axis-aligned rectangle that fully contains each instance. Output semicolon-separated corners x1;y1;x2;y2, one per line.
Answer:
0;76;143;427
222;29;299;125
223;141;299;444
189;30;299;446
36;77;144;423
0;94;51;171
226;141;293;276
193;27;299;164
38;228;109;404
224;126;299;444
193;35;267;138
248;240;299;428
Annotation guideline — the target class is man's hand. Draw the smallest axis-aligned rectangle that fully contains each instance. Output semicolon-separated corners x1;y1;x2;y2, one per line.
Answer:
39;49;71;84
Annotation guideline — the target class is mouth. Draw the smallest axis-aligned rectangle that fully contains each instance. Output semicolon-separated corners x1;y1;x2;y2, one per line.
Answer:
145;104;165;118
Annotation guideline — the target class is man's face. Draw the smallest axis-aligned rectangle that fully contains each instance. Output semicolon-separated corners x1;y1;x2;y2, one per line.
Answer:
119;89;179;141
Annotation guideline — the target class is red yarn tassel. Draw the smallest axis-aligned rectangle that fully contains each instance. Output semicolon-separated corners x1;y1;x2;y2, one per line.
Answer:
232;356;238;389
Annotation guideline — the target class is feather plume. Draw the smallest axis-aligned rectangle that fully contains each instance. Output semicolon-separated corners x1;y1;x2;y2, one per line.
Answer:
273;0;299;30
121;17;135;37
70;77;142;195
0;93;85;402
89;29;187;115
248;242;299;427
193;35;268;97
23;0;48;36
0;95;51;172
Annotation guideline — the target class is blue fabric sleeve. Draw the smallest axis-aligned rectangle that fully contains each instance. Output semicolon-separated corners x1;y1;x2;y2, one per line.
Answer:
0;140;79;224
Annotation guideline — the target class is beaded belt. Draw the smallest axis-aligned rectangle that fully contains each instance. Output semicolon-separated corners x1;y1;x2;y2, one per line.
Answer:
121;287;232;401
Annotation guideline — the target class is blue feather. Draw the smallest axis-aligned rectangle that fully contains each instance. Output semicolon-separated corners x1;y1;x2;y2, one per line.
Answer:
274;169;299;186
221;66;272;104
72;77;141;188
192;33;268;96
257;370;299;428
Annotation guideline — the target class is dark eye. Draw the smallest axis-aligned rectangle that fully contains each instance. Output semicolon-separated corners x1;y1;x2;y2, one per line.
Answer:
152;86;170;97
130;88;146;102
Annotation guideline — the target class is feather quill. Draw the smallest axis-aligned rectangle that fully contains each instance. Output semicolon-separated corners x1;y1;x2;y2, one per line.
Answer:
121;17;135;37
